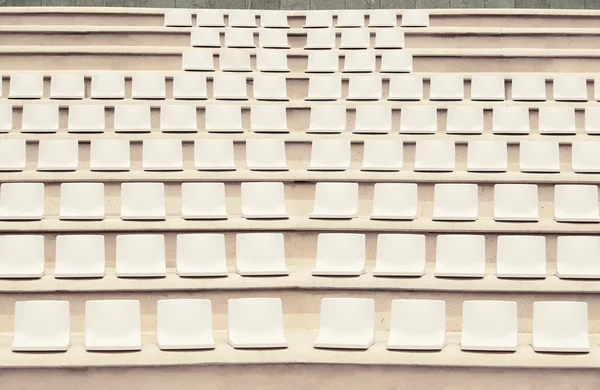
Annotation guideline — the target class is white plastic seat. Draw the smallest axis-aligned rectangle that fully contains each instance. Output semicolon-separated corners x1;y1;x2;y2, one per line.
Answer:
241;182;288;219
256;49;290;72
0;139;25;171
49;74;85;99
190;28;221;47
173;74;208;100
236;233;288;276
532;301;589;353
585;107;600;134
8;74;43;99
142;139;183;171
197;9;225;27
0;235;44;278
470;75;505;101
494;184;539;222
556;236;600;279
131;74;166;99
310;182;358;219
228;10;257;28
37;140;78;171
312;233;365;276
304;10;332;28
259;28;290;48
90;73;125;99
157;299;214;350
194;139;236;170
380;50;412;72
519;141;560;173
253;75;288;101
467;141;508;172
361;140;403;171
400;106;437;134
374;29;404;48
250;105;288;133
54;235;105;278
164;8;192;27
113;105;151;133
308;139;350;171
572;141;600;173
181;48;215;71
0;104;12;133
305;28;335;49
120;183;165;220
90;140;130;171
306;51;338;73
160;105;197;133
212;74;248;100
260;10;289;28
224;28;255;48
492;106;530;134
554;184;600;222
21;104;59;133
219;50;252;72
429;75;464;101
246;139;288;171
595;79;600;101
511;75;547;101
116;234;166;277
0;183;44;220
353;105;391;134
373;234;426;276
461;301;517;351
388;75;423;100
68;105;105;133
414;140;455;172
371;183;417;220
401;9;429;27
228;298;287;349
387;299;445;350
369;10;397;27
306;75;341;101
205;105;243;133
446;106;483;134
496;235;546;278
59;183;105;220
12;301;70;352
538;107;576;135
314;298;375;350
347;75;381;100
336;10;364;27
176;233;228;277
343;50;375;73
432;184;478;221
181;182;227;220
307;105;346;133
553;76;588;101
85;300;142;351
339;28;370;49
435;235;485;277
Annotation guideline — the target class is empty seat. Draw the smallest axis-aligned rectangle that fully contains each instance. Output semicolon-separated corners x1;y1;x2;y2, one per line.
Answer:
260;10;289;28
197;9;225;27
21;104;59;133
470;75;505;101
256;49;290;72
253;75;288;101
120;183;166;220
228;298;287;349
0;183;44;220
354;105;391;133
414;140;455;172
369;10;397;27
556;236;600;279
181;182;227;220
461;301;517;351
374;29;404;48
90;73;125;99
116;234;166;277
429;75;464;101
250;105;288;133
157;299;214;350
164;8;192;27
361;140;403;171
371;183;417;220
131;74;166;99
224;28;255;48
585;107;600;134
220;50;252;72
511;76;546;101
306;51;338;73
532;301;589;353
553;76;587;101
181;48;215;71
176;233;228;277
314;298;375;350
228;10;257;28
519;141;560;173
113;105;151;133
54;235;105;278
380;50;413;72
85;300;142;351
190;28;220;47
492;106;530;134
12;301;70;352
205;105;243;132
554;184;600;222
312;233;365;276
50;74;85;99
173;74;208;100
435;235;485;277
9;74;43;99
236;233;288;276
446;106;483;134
160;105;197;133
306;76;341;100
401;9;429;27
538;107;576;135
246;139;288;170
308;139;350;171
37;140;78;171
339;29;370;49
496;235;546;278
90;140;131;171
336;10;364;27
432;184;478;221
347;75;382;100
307;105;346;133
241;182;288;219
0;104;12;133
304;10;333;28
400;106;437;135
374;234;426;276
59;183;105;220
310;182;358;219
305;28;335;49
259;28;289;48
0;235;44;278
142;139;183;171
387;299;445;350
68;105;105;133
194;139;236;170
494;184;539;222
572;141;600;173
213;74;248;100
467;141;508;172
343;50;376;73
388;75;423;100
0;139;25;171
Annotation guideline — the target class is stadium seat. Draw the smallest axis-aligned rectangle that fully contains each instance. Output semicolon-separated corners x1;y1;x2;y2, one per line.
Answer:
113;105;151;133
492;106;530;134
511;75;546;101
429;75;464;101
0;139;25;171
0;235;44;278
304;10;333;28
306;75;342;100
401;9;429;27
9;74;43;99
90;73;125;99
435;235;485;277
0;183;44;220
85;300;142;351
361;140;403;171
260;10;289;28
371;183;418;220
176;233;228;277
37;139;78;171
308;139;350;170
347;75;382;100
115;234;167;277
131;74;166;99
388;75;423;100
181;183;228;220
236;233;289;276
59;183;105;220
250;105;289;133
312;233;366;276
519;141;560;173
314;298;375;350
190;28;220;47
368;10;397;27
181;48;215;71
157;299;215;350
414;140;455;172
172;74;208;100
253;75;288;100
305;28;335;49
246;139;289;170
446;106;484;134
12;301;70;352
197;9;225;27
496;236;546;278
0;104;12;132
595;79;600;101
400;106;437;133
532;301;589;353
387;299;446;350
373;234;426;276
556;236;600;279
538;107;576;135
240;182;288;219
227;298;288;349
340;28;370;49
212;74;248;100
142;139;184;171
228;10;257;28
470;75;505;101
310;182;358;219
380;50;413;72
374;29;404;48
307;105;346;133
259;28;289;48
205;105;243;132
120;183;166;220
432;184;478;221
220;50;252;72
90;140;131;171
554;185;600;222
68;105;105;133
336;10;364;27
493;184;539;222
49;74;85;99
306;51;338;73
353;105;392;133
256;49;290;72
461;301;518;351
466;141;508;172
585;107;600;134
343;50;376;73
164;9;192;27
194;139;236;170
553;76;588;101
160;105;198;133
54;235;105;278
572;141;600;173
224;28;255;48
21;104;59;133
